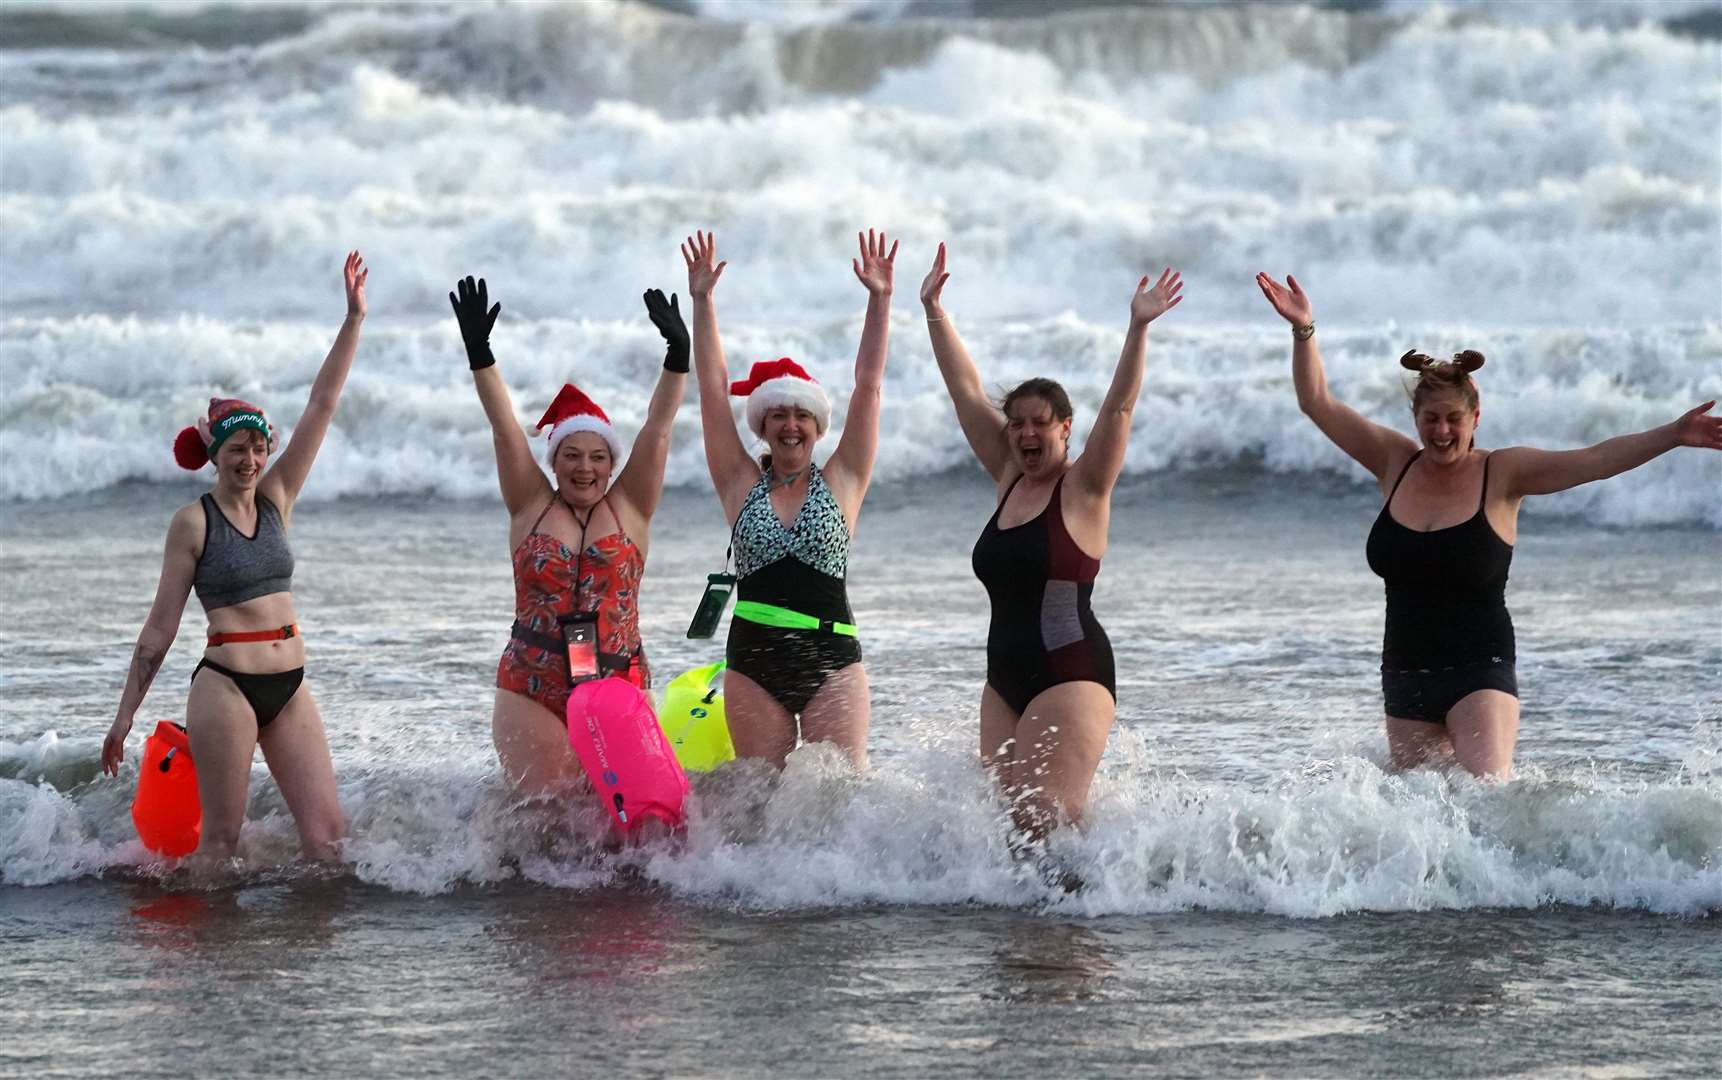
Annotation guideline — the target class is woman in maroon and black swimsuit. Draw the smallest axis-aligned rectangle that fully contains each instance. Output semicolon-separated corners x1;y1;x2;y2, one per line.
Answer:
1258;270;1722;777
450;276;689;794
922;243;1184;841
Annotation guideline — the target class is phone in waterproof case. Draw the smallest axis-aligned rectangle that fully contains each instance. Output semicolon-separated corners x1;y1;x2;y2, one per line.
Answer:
686;573;736;639
561;614;600;684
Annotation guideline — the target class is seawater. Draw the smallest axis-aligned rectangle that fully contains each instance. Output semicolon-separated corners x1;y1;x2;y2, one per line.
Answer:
2;1;1720;1076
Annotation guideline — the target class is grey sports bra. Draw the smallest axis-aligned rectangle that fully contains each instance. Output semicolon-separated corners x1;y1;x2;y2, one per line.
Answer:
194;493;295;612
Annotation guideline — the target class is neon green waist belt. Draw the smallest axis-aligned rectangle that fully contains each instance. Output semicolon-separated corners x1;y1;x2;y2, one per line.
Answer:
732;600;858;637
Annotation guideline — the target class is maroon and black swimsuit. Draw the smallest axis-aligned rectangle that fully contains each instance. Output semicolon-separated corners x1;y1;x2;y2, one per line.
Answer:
971;473;1116;715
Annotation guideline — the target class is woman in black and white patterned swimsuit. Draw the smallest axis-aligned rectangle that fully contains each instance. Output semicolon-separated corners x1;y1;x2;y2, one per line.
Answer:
681;229;895;768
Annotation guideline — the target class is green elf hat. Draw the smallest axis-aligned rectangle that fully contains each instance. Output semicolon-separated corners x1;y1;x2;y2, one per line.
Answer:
174;398;274;470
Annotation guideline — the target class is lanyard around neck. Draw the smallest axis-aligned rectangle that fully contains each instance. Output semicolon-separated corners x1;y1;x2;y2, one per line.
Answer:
560;495;599;603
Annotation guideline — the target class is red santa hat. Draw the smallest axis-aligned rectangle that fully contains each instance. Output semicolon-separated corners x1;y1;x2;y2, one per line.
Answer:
729;358;831;438
535;384;623;465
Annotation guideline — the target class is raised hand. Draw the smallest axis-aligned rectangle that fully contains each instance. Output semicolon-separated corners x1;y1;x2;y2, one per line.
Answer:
920;242;950;313
681;231;726;299
449;276;501;371
851;228;898;296
1256;272;1313;327
344;250;368;319
1672;401;1722;450
643;288;689;373
1130;267;1183;326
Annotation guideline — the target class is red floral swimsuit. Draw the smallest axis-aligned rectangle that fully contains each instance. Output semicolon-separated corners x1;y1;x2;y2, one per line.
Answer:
496;496;649;719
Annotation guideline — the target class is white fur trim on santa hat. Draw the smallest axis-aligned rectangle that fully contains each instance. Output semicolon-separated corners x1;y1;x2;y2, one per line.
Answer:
545;415;623;465
744;376;831;437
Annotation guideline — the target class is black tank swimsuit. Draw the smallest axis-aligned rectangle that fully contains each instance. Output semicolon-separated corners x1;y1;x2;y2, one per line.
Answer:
972;474;1116;716
1364;451;1518;724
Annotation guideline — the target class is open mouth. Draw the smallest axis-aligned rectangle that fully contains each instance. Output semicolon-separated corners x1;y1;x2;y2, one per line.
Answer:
1020;444;1043;467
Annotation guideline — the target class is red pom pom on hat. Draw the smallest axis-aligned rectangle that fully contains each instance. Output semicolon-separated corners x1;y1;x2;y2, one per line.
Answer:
173;426;210;470
729;357;831;437
535;383;622;465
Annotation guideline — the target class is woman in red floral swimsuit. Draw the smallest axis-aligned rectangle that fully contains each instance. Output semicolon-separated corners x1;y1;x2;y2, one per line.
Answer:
450;276;689;793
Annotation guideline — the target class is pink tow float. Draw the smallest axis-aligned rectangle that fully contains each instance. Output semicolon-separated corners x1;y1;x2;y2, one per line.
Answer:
566;677;690;833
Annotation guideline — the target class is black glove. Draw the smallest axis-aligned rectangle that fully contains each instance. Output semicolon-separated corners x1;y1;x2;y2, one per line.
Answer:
449;276;501;370
643;288;689;373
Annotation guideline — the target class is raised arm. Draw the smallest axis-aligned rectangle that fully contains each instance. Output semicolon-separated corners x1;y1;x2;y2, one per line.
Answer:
1497;401;1722;498
683;231;756;520
826;229;896;512
1256;272;1416;483
102;505;202;777
259;251;366;515
921;243;1009;481
612;288;690;528
1071;269;1182;496
451;276;551;517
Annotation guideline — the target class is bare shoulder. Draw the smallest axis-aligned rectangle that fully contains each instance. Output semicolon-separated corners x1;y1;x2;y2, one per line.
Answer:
1488;445;1536;469
167;500;207;555
606;487;651;540
1482;444;1542;497
1376;441;1422;495
816;458;865;521
254;470;293;521
169;499;205;531
1062;460;1110;507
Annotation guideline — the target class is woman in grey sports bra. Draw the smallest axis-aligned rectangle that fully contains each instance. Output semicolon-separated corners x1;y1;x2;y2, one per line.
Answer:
684;229;895;768
101;252;368;866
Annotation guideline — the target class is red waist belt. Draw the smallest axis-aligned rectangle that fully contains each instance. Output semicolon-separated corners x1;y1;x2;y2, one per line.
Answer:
208;623;298;647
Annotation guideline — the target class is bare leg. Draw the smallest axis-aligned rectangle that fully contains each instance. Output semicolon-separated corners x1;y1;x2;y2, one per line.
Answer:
1004;681;1115;842
722;670;797;768
979;683;1018;783
257;685;345;862
1385;716;1452;772
1445;690;1520;779
185;668;259;859
797;662;870;769
492;689;585;795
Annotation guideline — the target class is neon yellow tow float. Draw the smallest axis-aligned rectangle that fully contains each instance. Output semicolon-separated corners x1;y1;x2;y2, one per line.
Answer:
659;661;734;772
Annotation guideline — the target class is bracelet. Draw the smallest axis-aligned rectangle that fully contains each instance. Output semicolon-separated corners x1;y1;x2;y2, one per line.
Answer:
926;314;947;324
1292;322;1315;341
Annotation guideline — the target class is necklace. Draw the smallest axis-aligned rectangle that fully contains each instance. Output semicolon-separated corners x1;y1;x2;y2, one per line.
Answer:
769;469;804;492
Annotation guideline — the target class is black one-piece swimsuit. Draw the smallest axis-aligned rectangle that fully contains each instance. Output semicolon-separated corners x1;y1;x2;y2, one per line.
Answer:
1364;451;1518;724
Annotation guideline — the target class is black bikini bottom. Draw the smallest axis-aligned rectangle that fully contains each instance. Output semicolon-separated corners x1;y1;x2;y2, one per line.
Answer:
192;658;305;728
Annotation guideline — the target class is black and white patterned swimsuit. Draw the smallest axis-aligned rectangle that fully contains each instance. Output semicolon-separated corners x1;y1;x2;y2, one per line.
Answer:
726;463;862;716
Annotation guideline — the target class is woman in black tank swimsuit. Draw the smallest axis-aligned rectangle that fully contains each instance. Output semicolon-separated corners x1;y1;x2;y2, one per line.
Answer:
923;242;1184;841
1258;270;1722;777
101;252;368;864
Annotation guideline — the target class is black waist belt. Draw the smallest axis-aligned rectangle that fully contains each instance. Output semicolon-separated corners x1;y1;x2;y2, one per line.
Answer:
510;620;633;673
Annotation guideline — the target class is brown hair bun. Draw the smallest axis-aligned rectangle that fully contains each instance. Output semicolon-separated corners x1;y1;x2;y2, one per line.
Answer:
1402;346;1484;415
